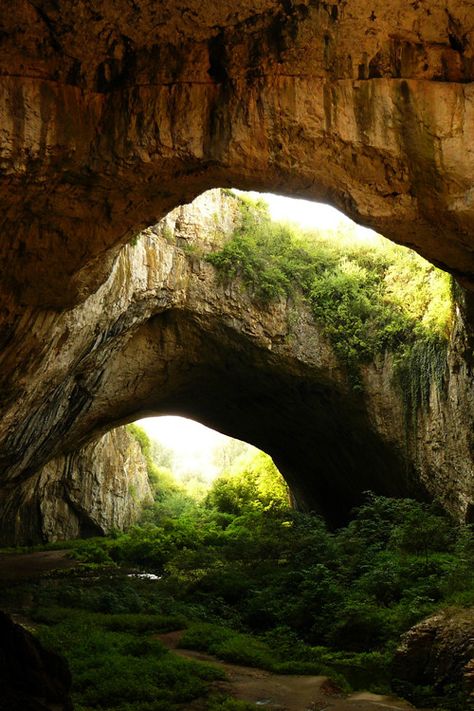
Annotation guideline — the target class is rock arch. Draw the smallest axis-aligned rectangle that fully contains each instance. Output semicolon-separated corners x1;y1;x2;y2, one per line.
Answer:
1;2;474;539
1;191;472;542
1;0;474;313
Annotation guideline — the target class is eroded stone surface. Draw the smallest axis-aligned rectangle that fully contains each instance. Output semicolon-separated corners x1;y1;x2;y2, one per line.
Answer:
0;0;474;313
0;427;152;545
1;1;474;535
393;608;474;706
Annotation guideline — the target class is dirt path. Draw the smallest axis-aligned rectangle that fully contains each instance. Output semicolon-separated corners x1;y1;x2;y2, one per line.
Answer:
0;549;76;580
159;631;428;711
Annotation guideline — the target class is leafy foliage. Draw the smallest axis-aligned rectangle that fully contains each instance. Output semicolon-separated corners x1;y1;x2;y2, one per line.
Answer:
36;607;223;711
4;449;472;710
60;478;473;710
207;195;453;392
206;451;288;515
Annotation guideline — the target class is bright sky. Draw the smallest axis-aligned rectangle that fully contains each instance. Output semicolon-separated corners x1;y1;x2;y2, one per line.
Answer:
137;415;231;481
136;192;379;478
253;191;381;244
259;192;352;230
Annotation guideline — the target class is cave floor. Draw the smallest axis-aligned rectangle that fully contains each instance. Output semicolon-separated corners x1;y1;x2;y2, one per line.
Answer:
0;549;76;579
0;551;436;711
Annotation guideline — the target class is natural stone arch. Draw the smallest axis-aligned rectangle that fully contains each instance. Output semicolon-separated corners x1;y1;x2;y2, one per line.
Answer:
1;191;473;538
81;307;415;527
0;192;411;523
1;0;474;538
1;0;474;314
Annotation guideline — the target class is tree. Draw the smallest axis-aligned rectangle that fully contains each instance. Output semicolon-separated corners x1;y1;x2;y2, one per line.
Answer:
207;451;288;515
212;439;252;473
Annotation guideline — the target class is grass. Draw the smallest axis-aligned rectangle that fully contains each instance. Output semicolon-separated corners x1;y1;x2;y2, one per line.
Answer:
1;491;472;710
35;606;224;711
179;623;277;670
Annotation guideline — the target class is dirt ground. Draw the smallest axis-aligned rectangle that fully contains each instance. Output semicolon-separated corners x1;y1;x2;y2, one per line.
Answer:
158;630;428;711
0;549;76;579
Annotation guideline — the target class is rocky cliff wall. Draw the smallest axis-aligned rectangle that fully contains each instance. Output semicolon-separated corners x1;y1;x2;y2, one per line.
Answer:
0;189;472;542
0;427;152;545
362;307;474;521
0;0;474;316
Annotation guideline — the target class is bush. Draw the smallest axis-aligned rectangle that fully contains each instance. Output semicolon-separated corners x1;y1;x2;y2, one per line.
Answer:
16;491;473;710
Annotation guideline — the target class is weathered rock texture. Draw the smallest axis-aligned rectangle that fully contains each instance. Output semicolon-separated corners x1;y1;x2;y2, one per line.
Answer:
0;189;472;542
0;427;152;545
393;608;474;707
1;1;474;538
0;0;474;316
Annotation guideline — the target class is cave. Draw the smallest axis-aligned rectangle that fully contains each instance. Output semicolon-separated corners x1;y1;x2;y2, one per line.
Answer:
1;184;473;546
1;3;474;708
1;2;474;524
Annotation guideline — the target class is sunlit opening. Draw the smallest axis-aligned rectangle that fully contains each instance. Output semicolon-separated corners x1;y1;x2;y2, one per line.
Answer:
136;415;258;483
237;190;382;245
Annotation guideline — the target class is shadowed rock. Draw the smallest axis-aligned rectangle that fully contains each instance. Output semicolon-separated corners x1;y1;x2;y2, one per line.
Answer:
392;608;474;708
0;612;72;711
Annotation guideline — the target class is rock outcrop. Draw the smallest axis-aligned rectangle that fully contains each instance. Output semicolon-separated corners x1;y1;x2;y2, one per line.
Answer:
1;1;474;538
393;608;474;708
0;611;72;711
0;189;472;542
0;427;152;545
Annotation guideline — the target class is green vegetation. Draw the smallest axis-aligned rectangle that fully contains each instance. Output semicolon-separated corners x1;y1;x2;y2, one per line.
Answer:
1;198;465;709
35;604;224;711
4;444;471;710
207;195;453;395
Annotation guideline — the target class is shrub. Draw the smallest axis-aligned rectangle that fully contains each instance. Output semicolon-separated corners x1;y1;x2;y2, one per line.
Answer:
207;195;452;390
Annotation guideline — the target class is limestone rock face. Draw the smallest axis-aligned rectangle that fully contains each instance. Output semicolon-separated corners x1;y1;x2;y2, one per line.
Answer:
0;0;474;316
362;303;474;523
0;189;472;542
0;427;152;545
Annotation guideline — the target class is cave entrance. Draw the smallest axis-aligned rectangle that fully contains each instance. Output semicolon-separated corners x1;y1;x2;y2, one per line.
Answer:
132;414;291;517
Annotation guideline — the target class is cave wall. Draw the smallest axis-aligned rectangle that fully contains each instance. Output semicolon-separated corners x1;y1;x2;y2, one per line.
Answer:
1;0;474;316
0;190;472;542
0;427;152;546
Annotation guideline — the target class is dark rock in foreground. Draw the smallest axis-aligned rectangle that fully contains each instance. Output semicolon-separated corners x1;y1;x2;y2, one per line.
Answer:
392;608;474;709
0;611;72;711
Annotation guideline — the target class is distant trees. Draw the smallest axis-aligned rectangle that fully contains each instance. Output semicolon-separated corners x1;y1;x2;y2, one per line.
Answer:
151;439;175;470
212;439;252;472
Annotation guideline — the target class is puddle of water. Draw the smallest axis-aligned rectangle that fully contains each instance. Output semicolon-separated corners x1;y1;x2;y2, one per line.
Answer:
127;573;162;580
